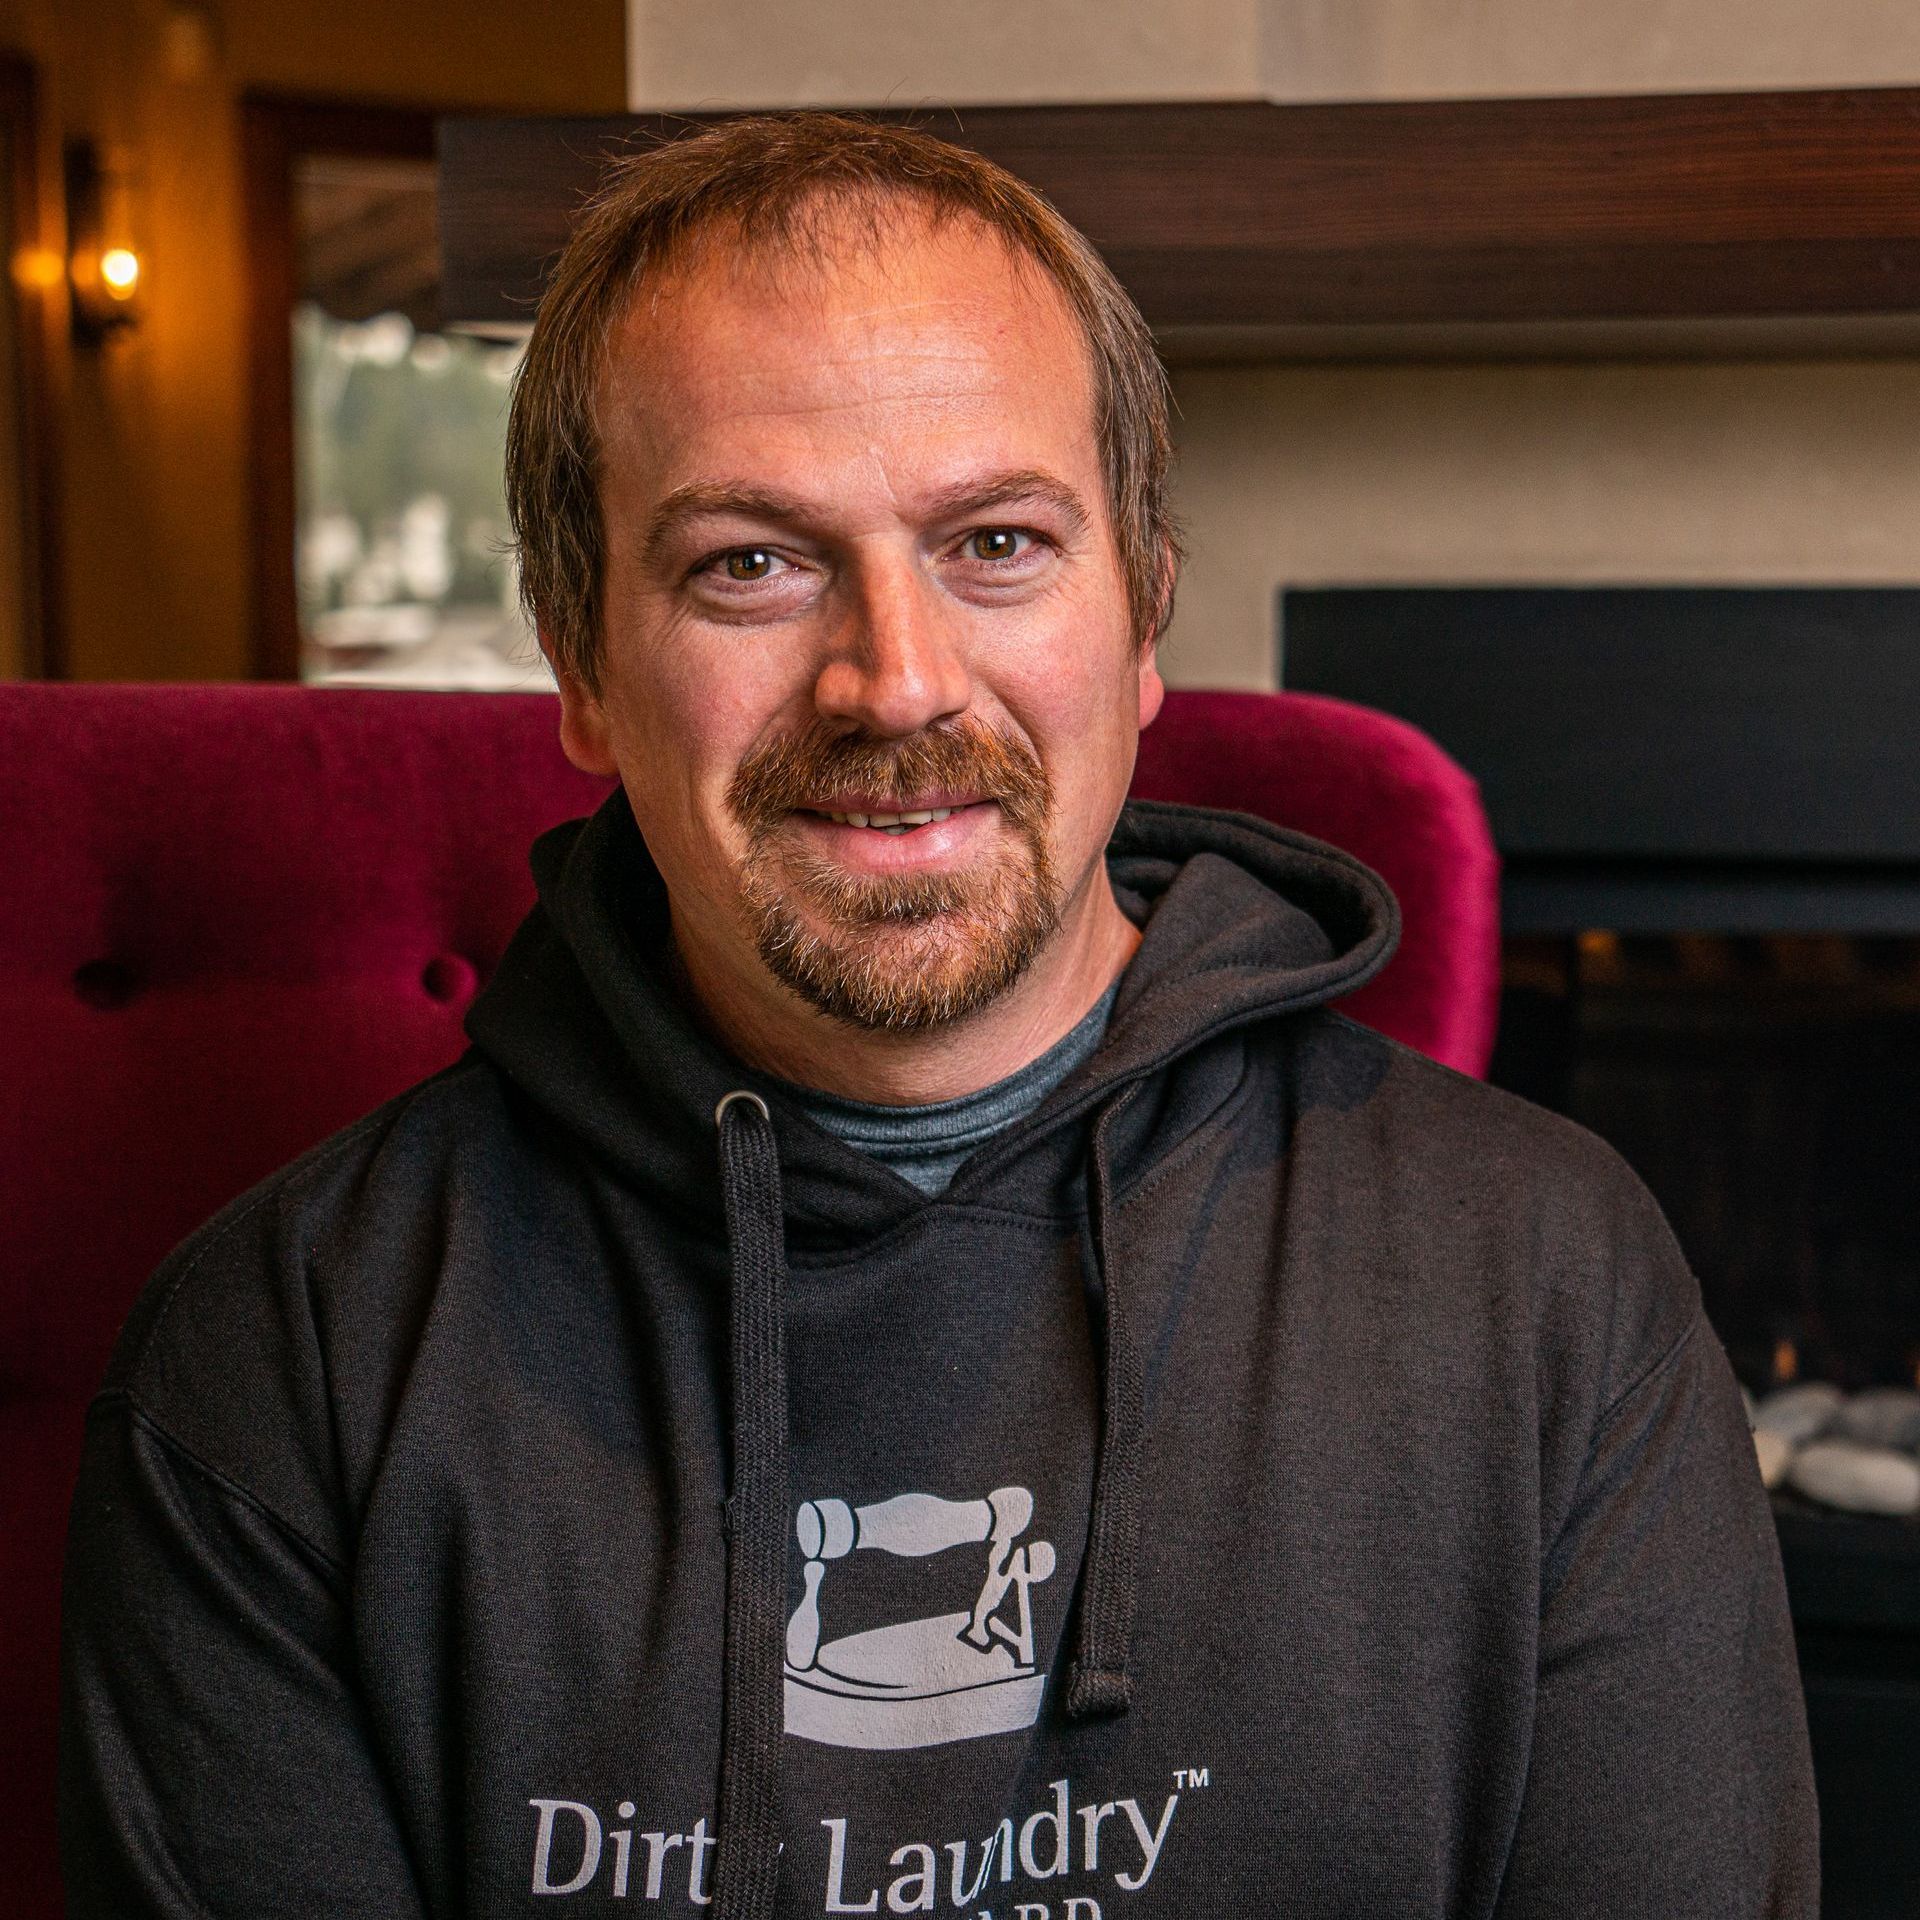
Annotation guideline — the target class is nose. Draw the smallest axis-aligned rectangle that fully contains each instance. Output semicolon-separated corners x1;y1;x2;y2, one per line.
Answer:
811;555;972;738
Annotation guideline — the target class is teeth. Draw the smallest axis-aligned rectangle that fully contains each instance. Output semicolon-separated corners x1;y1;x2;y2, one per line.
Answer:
824;806;958;828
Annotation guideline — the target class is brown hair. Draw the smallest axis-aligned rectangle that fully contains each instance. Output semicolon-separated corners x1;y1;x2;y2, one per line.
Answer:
505;111;1180;693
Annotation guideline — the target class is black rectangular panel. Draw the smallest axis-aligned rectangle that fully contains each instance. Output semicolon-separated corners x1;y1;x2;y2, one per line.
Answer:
1279;587;1920;864
1501;862;1920;934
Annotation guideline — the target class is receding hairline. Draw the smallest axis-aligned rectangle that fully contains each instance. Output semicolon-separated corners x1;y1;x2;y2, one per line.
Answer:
646;177;1028;272
588;185;1098;428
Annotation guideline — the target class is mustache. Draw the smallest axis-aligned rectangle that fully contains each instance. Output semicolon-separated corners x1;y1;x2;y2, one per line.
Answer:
726;716;1051;835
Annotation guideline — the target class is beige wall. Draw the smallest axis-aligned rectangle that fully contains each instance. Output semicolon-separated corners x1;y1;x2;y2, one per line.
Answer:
1166;359;1920;687
628;0;1920;115
1259;0;1920;102
4;0;625;681
627;0;1262;110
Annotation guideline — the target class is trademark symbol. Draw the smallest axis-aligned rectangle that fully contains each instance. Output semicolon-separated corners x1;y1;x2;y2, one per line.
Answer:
1172;1767;1210;1790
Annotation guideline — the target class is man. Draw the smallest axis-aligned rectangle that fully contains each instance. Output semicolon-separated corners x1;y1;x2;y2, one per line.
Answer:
62;115;1816;1918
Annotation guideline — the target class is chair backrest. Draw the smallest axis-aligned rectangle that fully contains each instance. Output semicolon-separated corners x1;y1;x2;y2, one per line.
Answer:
0;681;1497;1915
1129;687;1500;1077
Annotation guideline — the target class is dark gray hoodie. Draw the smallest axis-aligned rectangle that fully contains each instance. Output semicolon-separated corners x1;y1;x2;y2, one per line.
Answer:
60;795;1818;1919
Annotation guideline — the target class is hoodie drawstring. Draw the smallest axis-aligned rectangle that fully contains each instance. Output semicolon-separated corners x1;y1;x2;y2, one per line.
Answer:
711;1090;787;1920
706;1078;1144;1918
1064;1082;1145;1720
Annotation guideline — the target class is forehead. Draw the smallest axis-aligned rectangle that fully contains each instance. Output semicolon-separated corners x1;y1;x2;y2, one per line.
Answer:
594;205;1101;498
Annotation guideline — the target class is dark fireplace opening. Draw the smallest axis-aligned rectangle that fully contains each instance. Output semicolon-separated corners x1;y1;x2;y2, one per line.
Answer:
1495;931;1920;1398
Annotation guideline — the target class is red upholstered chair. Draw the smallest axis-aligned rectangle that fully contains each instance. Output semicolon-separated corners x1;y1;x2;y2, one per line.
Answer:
0;682;1498;1916
1127;688;1499;1079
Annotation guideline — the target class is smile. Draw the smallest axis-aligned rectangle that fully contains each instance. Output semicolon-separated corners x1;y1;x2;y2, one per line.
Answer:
783;799;999;870
799;793;990;838
817;807;958;833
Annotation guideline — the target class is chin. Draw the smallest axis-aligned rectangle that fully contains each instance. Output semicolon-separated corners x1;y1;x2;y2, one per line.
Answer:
753;894;1060;1034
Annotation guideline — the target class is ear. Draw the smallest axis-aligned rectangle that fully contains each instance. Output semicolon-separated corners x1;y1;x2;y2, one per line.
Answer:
1134;541;1176;732
541;631;619;777
1136;639;1166;732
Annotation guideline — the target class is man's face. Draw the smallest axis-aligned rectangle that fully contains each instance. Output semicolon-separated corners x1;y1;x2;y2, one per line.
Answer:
557;204;1163;1033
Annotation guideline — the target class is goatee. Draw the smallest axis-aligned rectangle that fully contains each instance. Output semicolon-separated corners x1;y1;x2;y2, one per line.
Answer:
725;716;1058;1031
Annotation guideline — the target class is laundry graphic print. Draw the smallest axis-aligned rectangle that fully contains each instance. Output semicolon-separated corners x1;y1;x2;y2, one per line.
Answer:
784;1486;1057;1750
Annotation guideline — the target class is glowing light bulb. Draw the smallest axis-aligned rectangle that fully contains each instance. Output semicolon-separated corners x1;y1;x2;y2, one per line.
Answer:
99;247;140;297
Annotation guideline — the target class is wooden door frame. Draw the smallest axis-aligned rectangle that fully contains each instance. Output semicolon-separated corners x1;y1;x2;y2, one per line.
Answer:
0;52;62;678
239;93;436;680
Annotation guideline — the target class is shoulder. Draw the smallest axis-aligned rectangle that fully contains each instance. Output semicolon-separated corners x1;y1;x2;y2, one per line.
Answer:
1279;1010;1703;1417
1287;1007;1660;1199
99;1055;531;1557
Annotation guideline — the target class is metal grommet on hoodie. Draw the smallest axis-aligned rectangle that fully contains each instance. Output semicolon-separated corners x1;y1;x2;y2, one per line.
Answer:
715;1089;771;1128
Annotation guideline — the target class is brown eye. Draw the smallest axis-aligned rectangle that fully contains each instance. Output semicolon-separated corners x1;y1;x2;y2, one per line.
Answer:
724;549;774;580
969;528;1023;562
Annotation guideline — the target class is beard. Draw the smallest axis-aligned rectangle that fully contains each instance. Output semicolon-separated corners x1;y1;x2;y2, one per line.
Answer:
724;715;1060;1032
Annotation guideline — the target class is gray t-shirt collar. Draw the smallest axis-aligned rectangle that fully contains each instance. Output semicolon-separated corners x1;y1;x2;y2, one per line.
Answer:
791;978;1122;1196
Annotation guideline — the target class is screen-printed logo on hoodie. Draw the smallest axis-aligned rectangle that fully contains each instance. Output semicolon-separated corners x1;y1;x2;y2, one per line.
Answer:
785;1485;1055;1750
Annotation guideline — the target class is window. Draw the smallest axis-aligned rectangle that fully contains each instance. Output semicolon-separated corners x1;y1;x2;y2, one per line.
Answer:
291;151;544;689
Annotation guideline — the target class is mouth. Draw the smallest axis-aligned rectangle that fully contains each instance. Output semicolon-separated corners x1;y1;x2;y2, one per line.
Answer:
776;796;1000;873
799;795;988;836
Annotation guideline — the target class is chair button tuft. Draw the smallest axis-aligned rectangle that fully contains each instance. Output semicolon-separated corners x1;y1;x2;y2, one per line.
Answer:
421;954;476;1004
72;959;138;1009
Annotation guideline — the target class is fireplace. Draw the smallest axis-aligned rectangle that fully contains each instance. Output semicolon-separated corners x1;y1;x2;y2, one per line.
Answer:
1282;585;1920;1919
1496;928;1920;1393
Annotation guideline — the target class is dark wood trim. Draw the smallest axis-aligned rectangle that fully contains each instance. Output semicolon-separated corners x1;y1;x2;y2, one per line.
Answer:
439;90;1920;352
0;53;62;677
239;93;435;680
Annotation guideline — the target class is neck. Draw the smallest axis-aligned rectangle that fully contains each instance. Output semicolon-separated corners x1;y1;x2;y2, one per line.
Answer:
672;871;1140;1105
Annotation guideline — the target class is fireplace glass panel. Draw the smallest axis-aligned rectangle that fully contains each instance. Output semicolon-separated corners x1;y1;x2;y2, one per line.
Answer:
1495;933;1920;1395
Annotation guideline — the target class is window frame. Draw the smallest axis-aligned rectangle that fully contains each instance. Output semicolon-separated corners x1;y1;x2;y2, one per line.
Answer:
239;93;438;680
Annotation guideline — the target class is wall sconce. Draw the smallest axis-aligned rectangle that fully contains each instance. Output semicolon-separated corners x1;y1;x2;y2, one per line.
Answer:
65;140;145;345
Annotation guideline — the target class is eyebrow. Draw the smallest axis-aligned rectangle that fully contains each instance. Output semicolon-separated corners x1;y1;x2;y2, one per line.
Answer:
639;467;1093;568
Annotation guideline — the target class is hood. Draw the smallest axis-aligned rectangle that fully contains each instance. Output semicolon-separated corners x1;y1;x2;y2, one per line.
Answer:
464;786;1398;1920
465;787;1398;1243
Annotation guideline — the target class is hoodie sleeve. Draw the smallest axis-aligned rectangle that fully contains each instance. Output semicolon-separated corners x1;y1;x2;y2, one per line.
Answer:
59;1395;425;1918
1492;1297;1820;1919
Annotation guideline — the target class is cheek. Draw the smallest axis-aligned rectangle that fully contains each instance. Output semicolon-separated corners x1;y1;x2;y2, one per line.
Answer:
998;639;1143;825
600;626;775;847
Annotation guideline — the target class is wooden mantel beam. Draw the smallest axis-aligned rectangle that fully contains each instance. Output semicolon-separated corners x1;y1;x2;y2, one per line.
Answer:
437;91;1920;358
